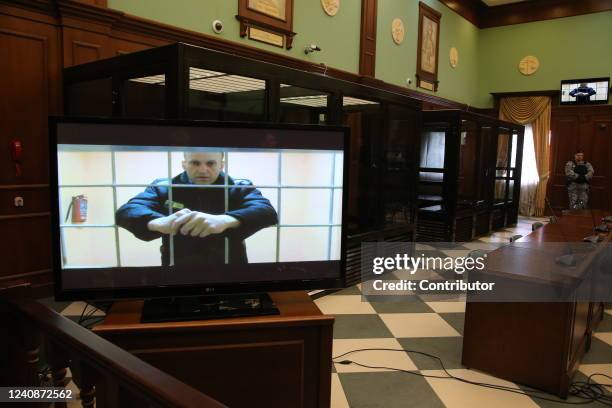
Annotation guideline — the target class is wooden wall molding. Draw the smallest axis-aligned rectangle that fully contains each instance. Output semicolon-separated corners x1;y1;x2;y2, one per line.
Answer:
480;0;612;28
438;0;612;28
359;0;377;77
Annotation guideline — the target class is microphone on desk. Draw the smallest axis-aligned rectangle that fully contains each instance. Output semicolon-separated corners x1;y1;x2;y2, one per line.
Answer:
582;202;608;243
545;197;579;267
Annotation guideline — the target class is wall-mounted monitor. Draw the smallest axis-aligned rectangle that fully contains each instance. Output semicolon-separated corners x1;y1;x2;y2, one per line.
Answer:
50;118;348;302
560;77;609;105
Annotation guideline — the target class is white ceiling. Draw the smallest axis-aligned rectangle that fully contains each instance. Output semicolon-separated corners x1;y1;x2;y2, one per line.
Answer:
481;0;529;6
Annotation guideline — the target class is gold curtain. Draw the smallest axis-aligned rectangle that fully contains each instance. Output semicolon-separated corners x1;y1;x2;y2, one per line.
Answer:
499;96;551;216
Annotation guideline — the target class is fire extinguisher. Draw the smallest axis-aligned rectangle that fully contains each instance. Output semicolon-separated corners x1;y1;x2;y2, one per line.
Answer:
65;195;88;223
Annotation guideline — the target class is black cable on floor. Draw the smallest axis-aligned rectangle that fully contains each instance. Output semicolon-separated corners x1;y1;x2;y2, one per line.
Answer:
333;348;612;406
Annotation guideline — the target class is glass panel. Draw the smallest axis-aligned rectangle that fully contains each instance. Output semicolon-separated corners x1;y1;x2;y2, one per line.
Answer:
510;132;518;168
187;67;266;121
333;152;344;186
118;229;161;267
341;97;383;231
420;131;445;168
330;226;341;260
124;73;166;118
115;152;169;185
420;171;444;182
281;189;331;225
59;187;114;225
332;189;342;224
281;152;334;186
497;131;510;169
280;84;329;124
494;179;507;202
245;227;277;263
62;227;116;267
384;104;418;225
279;227;328;261
67;78;113;116
458;121;478;200
508;179;515;202
227;152;279;186
58;151;112;185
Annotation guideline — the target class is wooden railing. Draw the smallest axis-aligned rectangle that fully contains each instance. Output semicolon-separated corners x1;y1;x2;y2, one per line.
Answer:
0;286;226;408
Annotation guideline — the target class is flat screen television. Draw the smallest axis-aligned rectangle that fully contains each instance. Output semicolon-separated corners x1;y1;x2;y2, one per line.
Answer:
560;77;610;105
50;117;348;318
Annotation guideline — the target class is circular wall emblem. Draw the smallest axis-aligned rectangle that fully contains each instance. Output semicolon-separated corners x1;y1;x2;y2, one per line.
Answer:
391;18;405;45
518;55;540;76
321;0;340;16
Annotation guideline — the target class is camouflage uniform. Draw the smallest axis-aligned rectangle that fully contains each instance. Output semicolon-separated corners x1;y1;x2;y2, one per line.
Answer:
565;160;594;209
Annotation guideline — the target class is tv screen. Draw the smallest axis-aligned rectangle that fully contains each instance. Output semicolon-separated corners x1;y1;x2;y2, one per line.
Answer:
50;118;348;300
560;77;609;105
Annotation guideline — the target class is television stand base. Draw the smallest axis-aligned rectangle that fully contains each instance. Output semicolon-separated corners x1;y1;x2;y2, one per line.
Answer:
141;293;279;323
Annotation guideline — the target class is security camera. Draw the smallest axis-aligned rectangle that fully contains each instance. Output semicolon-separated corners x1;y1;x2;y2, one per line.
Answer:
304;44;322;54
212;20;224;34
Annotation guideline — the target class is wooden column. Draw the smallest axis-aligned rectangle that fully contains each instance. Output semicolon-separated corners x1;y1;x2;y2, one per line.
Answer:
359;0;377;77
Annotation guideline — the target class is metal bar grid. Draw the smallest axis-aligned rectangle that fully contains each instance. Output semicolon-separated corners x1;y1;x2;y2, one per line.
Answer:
59;150;343;265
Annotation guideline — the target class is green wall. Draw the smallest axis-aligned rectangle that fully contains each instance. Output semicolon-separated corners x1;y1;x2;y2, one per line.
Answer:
107;1;611;108
477;11;612;107
108;0;481;106
375;0;480;107
108;0;362;73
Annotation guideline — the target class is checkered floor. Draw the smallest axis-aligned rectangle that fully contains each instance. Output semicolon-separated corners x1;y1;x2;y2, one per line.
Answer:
39;217;611;407
316;216;612;408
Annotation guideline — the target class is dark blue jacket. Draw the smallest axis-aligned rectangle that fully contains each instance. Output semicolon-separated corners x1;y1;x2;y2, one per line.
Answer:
569;86;596;103
115;172;278;266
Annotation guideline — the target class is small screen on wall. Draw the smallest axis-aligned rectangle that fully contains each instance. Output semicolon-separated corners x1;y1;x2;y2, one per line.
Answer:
560;77;610;105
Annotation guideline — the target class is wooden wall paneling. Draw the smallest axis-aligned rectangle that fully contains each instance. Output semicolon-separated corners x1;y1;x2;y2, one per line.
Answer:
548;106;612;212
0;8;61;295
62;27;113;67
548;113;579;211
437;0;484;27
74;0;107;7
480;0;612;28
359;0;377;77
587;116;611;211
438;0;612;29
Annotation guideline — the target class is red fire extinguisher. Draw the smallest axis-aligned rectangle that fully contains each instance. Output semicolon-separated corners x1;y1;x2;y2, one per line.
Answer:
65;195;88;223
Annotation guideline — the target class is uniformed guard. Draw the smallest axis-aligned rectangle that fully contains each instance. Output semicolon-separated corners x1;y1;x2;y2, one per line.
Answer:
565;151;594;210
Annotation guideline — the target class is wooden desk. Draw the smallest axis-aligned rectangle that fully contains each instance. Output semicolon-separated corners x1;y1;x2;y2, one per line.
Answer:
462;211;610;397
94;291;334;408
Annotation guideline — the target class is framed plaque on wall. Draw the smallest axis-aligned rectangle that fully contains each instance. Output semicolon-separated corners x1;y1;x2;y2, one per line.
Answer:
416;2;441;91
237;0;296;49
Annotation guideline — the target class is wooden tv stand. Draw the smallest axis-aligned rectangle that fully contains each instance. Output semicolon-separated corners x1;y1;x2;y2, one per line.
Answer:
93;291;334;408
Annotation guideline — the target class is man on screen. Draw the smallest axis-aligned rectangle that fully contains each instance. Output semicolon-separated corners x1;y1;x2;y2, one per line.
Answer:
569;83;597;104
116;151;278;266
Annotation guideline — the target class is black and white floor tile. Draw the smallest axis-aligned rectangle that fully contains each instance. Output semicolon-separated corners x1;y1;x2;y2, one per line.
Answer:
316;216;612;407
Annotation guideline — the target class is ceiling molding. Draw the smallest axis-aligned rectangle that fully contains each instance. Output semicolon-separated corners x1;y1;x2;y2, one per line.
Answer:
438;0;612;28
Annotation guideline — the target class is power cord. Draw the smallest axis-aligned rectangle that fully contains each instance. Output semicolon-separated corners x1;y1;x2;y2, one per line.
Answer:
78;301;111;328
333;348;612;406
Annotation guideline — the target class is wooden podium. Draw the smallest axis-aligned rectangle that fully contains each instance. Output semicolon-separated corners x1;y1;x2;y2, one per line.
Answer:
93;291;334;408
